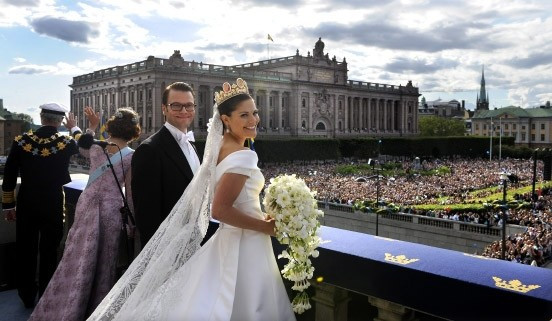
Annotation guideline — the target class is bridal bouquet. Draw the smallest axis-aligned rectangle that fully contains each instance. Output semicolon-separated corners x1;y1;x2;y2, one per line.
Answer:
263;174;324;314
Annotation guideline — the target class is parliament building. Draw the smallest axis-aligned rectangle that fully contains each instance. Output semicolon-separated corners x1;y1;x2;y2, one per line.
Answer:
70;38;419;140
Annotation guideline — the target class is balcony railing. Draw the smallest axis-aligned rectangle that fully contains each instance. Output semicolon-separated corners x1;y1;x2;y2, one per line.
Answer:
59;177;552;321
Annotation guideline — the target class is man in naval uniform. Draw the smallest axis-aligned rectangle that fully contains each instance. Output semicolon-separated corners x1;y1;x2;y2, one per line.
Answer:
2;102;81;308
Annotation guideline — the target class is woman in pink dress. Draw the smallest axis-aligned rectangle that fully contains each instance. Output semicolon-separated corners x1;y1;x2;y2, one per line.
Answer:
29;107;141;321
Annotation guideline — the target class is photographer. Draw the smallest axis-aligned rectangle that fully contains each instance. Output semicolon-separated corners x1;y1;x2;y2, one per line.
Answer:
29;107;140;321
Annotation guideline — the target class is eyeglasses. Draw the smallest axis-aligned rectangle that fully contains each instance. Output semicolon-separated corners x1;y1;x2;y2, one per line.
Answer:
167;102;196;112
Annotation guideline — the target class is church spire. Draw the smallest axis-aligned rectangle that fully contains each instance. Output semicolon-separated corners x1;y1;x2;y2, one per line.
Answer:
476;65;489;110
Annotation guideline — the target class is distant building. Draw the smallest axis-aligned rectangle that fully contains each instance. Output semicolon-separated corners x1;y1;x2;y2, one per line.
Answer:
0;115;4;155
476;66;489;111
418;96;470;135
472;105;552;147
70;39;420;140
418;97;468;119
0;99;33;154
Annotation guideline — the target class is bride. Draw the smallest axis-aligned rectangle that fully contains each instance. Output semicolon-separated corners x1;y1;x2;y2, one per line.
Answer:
87;78;296;321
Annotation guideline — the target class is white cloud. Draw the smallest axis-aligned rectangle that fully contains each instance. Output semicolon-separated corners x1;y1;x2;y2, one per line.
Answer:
14;57;26;63
3;0;552;112
8;59;104;76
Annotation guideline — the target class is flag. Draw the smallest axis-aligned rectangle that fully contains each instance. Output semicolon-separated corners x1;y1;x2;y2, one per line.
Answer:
99;109;109;141
267;34;274;42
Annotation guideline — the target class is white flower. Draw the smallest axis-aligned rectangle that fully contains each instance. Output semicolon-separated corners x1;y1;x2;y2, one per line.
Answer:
263;174;324;314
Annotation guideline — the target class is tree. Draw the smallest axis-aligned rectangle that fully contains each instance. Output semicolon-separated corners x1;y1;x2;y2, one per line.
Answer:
14;113;34;124
419;116;466;137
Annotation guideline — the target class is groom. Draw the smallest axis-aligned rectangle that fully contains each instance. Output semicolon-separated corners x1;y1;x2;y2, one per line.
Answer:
131;82;201;247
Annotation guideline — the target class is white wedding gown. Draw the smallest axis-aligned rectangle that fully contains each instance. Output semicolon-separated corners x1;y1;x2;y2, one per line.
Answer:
118;150;296;321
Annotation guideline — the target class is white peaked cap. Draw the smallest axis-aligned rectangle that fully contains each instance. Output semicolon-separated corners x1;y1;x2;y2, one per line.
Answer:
39;102;69;116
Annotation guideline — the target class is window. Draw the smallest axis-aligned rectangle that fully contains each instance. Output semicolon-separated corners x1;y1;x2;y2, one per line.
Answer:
542;124;546;130
532;124;535;130
315;122;326;130
302;98;306;108
541;134;545;141
282;119;285;127
475;124;479;130
338;101;342;109
505;124;508;130
301;120;306;128
532;134;535;141
522;133;526;141
281;97;285;107
513;124;516;130
269;96;273;107
483;124;487;130
522;126;526;130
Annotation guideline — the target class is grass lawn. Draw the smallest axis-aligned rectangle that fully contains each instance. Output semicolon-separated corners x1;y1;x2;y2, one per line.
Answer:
414;182;552;212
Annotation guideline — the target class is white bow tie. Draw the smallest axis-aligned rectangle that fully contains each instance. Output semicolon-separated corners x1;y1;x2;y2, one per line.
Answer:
179;131;195;143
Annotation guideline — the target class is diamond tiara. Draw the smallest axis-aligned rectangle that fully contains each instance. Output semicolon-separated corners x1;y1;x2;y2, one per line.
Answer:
214;78;249;105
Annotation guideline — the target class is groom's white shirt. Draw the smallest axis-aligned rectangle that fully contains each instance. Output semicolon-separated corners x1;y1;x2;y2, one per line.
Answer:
164;122;200;174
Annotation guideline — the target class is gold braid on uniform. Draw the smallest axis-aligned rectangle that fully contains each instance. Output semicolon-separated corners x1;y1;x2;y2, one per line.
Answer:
2;191;15;204
15;130;73;157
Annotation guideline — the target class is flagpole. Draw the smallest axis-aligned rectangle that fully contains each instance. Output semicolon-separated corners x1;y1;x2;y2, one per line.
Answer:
489;117;493;161
499;116;502;166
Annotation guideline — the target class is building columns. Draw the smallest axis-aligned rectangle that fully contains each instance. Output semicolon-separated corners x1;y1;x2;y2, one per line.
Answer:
312;282;350;321
358;98;363;130
275;91;282;131
265;92;270;129
368;296;418;321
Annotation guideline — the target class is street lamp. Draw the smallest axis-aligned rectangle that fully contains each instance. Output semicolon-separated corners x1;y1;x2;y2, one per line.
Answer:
368;158;384;236
531;148;539;202
499;171;510;260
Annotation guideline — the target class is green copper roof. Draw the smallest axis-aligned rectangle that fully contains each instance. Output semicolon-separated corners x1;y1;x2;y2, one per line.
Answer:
472;106;552;119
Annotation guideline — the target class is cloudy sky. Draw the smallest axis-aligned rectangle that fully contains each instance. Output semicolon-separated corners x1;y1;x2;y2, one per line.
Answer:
1;0;552;123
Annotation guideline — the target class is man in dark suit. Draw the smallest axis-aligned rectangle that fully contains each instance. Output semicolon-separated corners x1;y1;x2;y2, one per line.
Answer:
132;82;201;247
2;103;81;308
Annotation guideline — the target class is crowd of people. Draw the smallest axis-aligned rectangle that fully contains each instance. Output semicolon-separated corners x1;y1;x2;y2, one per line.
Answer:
263;158;541;206
262;158;552;266
481;192;552;265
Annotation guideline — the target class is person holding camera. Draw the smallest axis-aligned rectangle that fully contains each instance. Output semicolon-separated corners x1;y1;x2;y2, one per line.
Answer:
29;107;141;321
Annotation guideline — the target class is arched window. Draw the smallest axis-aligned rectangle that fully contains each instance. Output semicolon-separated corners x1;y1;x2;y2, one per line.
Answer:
302;98;306;108
316;122;326;130
301;120;306;128
338;121;342;130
